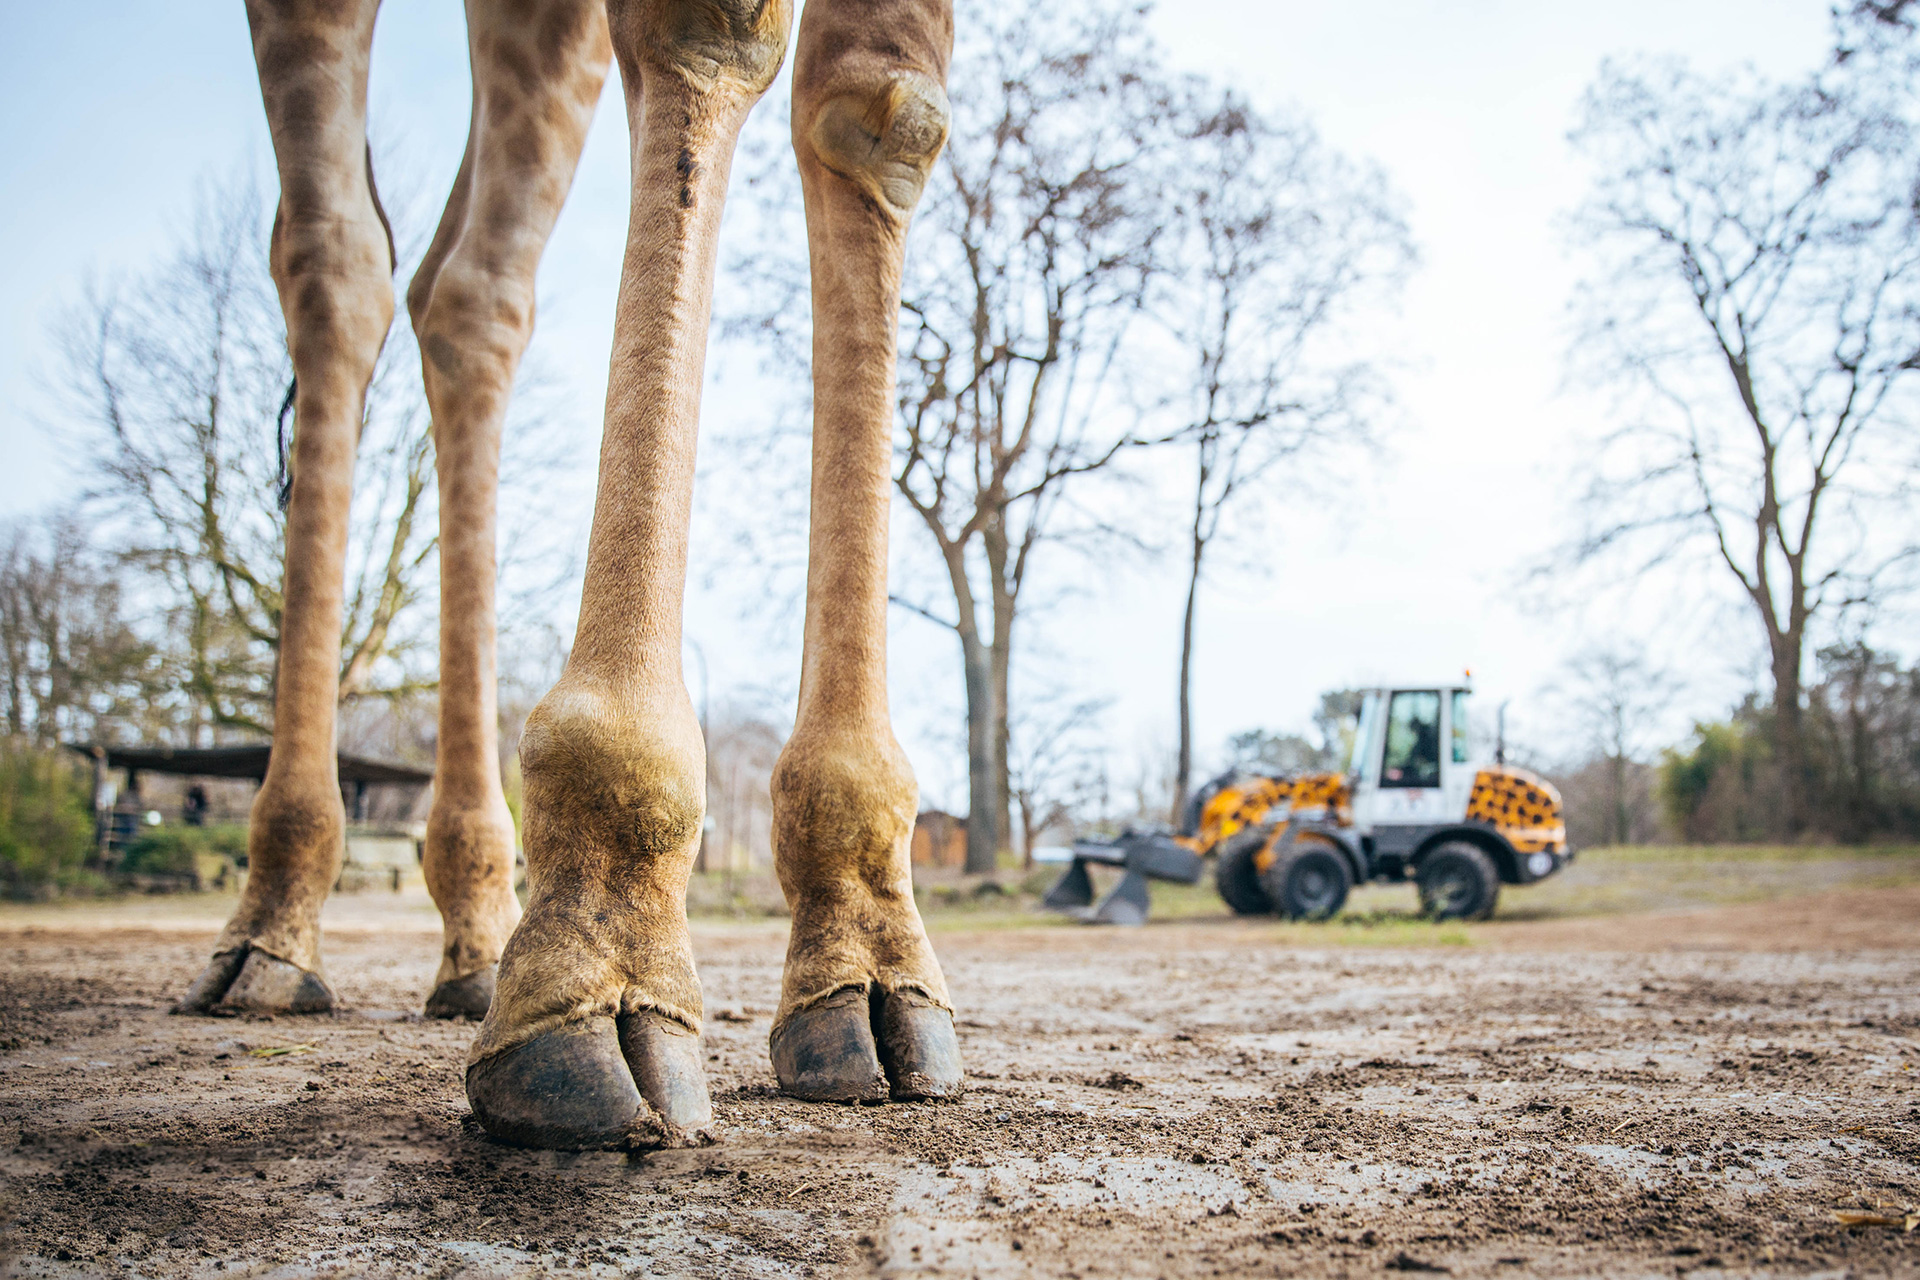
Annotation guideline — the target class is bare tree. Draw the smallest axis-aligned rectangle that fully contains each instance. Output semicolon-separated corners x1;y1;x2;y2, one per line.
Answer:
705;696;789;873
1805;640;1920;838
1007;690;1110;866
1560;645;1679;845
58;177;437;741
1563;49;1920;832
1151;91;1412;822
730;0;1177;872
0;516;163;747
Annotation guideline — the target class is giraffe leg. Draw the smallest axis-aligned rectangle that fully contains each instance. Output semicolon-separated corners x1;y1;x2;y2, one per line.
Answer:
464;0;789;1149
177;0;393;1016
767;0;963;1103
407;0;612;1022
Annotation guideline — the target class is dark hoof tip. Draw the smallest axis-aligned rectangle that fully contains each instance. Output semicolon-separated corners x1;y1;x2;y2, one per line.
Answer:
771;987;889;1104
425;966;495;1020
619;1009;715;1140
173;948;248;1015
469;1017;644;1150
877;990;965;1101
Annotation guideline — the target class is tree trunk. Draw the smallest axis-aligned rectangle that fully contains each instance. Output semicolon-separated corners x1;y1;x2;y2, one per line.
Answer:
1610;752;1628;845
1016;792;1035;870
989;598;1012;869
961;631;1002;874
934;534;1006;877
1770;643;1808;836
1172;527;1204;826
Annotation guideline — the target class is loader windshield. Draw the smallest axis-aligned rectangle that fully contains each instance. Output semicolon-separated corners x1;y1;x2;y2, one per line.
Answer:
1349;692;1381;776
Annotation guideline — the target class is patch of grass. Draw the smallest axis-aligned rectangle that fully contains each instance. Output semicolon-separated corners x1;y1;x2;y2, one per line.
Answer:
1583;843;1920;864
905;843;1920;941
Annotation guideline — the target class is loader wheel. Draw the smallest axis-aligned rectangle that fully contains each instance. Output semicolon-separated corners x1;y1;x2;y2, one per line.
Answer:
1416;842;1500;921
1259;837;1352;921
1213;827;1273;916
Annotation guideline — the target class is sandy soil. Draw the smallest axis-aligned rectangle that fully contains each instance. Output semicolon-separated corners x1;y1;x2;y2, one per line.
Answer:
1;887;1917;1279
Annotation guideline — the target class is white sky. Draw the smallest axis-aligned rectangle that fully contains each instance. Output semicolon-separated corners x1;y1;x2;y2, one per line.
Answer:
0;1;1848;812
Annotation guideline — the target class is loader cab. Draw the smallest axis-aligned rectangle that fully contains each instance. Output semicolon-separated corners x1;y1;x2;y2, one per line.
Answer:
1348;683;1477;834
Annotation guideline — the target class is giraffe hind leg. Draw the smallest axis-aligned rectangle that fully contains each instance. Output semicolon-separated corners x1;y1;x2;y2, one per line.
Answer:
409;0;612;1021
179;0;393;1017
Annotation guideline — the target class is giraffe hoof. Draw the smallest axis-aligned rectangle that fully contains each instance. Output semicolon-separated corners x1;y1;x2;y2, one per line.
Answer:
425;966;495;1020
877;989;965;1101
173;948;249;1015
218;948;335;1015
467;1014;715;1151
174;946;333;1016
619;1009;715;1138
770;986;890;1104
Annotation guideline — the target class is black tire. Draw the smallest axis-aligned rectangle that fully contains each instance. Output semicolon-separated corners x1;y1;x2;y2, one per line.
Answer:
1259;837;1352;921
1213;826;1273;916
1416;841;1501;921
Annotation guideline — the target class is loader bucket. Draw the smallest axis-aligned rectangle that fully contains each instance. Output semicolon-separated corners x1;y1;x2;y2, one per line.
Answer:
1041;830;1202;926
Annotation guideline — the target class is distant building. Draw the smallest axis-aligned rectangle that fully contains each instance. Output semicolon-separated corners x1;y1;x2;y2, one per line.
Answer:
911;810;967;869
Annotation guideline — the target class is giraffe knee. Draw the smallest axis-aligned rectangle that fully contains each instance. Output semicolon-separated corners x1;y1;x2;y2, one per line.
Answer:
412;263;536;404
269;203;395;374
799;72;950;219
607;0;791;94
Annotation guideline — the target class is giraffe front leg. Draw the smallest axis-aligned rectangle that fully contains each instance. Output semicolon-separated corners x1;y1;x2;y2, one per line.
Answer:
770;735;963;1101
769;0;963;1103
463;0;790;1150
466;680;713;1148
178;0;393;1017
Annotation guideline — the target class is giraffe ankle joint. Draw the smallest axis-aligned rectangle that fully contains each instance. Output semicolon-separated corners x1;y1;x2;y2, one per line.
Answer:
268;208;396;357
803;73;950;218
611;0;791;94
247;785;345;866
518;692;705;863
771;744;917;875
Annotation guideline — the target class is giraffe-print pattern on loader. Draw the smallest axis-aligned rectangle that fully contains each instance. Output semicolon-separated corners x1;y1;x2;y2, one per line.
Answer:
1465;765;1567;854
1184;771;1353;852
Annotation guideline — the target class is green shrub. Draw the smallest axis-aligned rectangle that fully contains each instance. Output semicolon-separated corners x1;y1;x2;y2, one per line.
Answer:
1658;718;1774;842
0;740;101;899
120;828;198;876
121;823;248;876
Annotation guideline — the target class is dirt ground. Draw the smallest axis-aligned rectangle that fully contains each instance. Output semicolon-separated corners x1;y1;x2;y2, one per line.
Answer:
1;885;1917;1279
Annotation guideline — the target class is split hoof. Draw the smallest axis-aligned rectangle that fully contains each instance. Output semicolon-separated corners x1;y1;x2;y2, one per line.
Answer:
173;946;333;1016
877;989;964;1101
467;1012;714;1151
620;1009;715;1137
424;966;495;1020
173;948;249;1015
772;986;963;1103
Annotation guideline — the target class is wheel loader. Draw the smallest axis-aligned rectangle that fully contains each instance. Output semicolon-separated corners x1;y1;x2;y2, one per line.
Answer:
1189;681;1571;921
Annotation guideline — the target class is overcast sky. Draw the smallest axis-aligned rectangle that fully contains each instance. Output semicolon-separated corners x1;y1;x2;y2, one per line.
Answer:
0;2;1849;811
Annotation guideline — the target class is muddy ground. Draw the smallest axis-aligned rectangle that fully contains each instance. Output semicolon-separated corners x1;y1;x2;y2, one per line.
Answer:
1;885;1917;1279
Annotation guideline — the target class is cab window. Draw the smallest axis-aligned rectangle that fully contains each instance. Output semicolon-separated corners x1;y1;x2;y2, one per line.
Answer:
1451;690;1470;764
1381;690;1441;788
